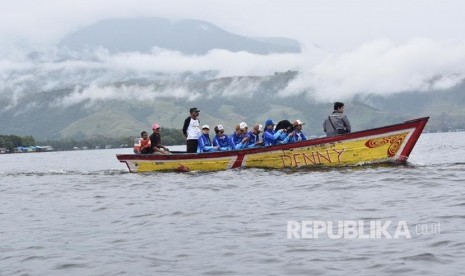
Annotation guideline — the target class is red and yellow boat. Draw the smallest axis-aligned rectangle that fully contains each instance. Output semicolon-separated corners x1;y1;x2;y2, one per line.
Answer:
117;117;429;172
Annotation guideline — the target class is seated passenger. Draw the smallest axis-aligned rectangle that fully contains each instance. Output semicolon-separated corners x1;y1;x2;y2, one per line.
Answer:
291;119;307;142
323;102;351;137
263;119;278;146
197;125;219;153
246;124;264;148
229;122;249;150
213;125;232;151
150;123;171;154
263;119;292;146
140;131;152;154
275;120;294;145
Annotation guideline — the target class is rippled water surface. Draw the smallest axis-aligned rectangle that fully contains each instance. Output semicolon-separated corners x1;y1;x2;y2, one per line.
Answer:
1;132;465;275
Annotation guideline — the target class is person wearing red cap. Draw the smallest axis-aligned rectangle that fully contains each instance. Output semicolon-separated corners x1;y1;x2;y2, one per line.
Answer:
150;123;170;154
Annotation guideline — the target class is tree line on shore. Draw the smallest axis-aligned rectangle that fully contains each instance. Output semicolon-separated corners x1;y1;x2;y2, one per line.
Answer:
0;128;185;152
0;135;36;152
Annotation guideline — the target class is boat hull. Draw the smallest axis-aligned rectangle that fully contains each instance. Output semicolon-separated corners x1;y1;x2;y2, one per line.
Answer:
117;117;429;172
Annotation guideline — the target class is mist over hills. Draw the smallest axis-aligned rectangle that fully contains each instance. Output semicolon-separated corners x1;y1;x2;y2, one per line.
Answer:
1;69;464;141
1;17;464;141
58;17;301;55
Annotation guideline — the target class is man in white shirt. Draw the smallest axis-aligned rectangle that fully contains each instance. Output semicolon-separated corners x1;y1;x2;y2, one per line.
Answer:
182;107;201;153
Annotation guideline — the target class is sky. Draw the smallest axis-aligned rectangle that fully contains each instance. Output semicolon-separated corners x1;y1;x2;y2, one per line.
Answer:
1;0;465;102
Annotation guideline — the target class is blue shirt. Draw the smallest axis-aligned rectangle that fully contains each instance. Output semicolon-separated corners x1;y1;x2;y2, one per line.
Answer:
213;135;232;151
197;133;216;153
263;129;283;146
291;131;307;142
246;131;262;148
276;131;291;145
229;132;246;150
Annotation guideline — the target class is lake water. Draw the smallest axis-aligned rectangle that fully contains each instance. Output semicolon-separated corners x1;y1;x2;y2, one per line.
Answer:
1;132;464;275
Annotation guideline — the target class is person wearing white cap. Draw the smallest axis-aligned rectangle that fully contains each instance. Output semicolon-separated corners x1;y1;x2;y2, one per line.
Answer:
229;122;250;150
197;124;219;153
246;124;264;148
213;124;232;151
292;119;307;142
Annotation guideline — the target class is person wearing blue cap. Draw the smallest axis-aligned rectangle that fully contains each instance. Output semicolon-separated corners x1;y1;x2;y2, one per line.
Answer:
263;119;284;146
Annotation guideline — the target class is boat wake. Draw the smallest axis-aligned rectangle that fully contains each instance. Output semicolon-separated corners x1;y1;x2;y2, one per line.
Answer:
0;169;129;177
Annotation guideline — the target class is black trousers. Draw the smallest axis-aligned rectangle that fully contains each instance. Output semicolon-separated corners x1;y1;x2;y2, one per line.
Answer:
186;139;198;153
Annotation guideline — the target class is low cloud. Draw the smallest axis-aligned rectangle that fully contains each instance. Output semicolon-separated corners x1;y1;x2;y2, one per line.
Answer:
1;38;465;109
285;38;465;101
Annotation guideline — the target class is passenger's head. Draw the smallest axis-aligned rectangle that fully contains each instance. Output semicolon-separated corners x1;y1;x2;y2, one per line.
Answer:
240;122;247;132
334;102;345;112
252;124;263;134
202;124;210;134
235;124;243;135
265;119;276;130
293;119;304;130
190;107;200;118
152;123;160;133
141;131;148;139
215;124;225;136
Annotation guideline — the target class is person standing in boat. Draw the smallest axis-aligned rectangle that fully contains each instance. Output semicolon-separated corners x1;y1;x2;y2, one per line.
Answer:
197;125;219;153
323;102;351;137
213;124;232;151
246;124;264;148
150;123;171;154
183;107;201;153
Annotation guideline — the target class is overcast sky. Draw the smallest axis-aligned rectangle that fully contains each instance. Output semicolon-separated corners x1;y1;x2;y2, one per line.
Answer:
1;0;465;53
1;0;465;102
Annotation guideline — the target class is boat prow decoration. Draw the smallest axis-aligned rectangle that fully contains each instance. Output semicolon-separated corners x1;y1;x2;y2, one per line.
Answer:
117;117;429;173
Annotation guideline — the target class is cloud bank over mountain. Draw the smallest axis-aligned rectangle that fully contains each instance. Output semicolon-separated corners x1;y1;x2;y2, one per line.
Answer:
285;38;465;101
1;35;465;110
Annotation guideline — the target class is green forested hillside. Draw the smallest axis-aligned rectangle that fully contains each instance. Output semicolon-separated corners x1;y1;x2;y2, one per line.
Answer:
1;71;463;140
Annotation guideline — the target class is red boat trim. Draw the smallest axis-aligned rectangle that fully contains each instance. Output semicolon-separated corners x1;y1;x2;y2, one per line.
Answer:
398;117;429;162
231;153;245;168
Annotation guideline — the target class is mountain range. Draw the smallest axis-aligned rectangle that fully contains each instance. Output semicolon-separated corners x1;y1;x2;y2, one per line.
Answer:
58;17;301;55
1;17;464;141
1;69;464;141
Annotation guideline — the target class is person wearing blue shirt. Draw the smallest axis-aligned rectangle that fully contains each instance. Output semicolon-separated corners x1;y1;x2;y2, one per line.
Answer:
230;122;249;150
276;129;293;144
197;125;219;153
263;119;281;146
213;124;232;151
246;124;264;148
263;119;294;146
291;119;307;142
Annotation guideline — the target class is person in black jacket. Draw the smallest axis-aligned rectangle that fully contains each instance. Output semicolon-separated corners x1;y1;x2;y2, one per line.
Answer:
150;123;170;154
182;107;201;153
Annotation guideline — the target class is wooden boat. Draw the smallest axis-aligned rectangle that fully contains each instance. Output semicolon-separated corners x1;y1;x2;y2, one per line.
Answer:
117;117;429;172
